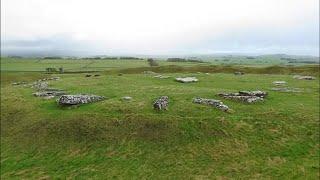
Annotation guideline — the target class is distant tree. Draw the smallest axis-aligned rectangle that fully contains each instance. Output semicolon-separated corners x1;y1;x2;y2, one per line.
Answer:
43;56;62;59
59;67;64;74
147;58;159;67
45;67;57;73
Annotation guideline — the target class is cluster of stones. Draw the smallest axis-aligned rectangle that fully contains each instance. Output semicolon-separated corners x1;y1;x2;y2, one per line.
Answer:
218;91;267;103
175;77;198;83
270;80;302;92
32;81;49;90
293;75;316;80
193;97;229;112
58;94;105;106
153;96;169;110
31;78;67;99
33;88;66;100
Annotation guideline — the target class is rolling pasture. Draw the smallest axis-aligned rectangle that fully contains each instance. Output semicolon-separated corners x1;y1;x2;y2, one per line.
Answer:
1;58;319;179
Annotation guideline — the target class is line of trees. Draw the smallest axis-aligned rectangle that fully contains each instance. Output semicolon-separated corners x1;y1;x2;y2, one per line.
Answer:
167;58;204;63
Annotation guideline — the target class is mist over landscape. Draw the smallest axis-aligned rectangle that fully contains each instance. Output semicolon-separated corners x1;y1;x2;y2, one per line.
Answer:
1;0;319;57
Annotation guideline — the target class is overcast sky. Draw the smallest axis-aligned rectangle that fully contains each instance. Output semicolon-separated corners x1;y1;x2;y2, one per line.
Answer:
1;0;319;56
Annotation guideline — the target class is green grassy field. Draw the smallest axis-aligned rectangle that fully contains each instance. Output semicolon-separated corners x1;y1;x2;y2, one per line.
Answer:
1;58;319;179
0;58;209;72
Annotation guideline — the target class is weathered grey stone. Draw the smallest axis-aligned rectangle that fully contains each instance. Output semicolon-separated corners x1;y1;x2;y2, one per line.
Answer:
32;82;48;90
154;75;170;79
218;90;267;103
33;90;66;98
234;72;244;75
58;94;105;105
38;77;60;81
12;81;27;86
43;96;56;100
122;96;132;101
273;81;287;86
293;75;316;80
153;96;169;110
175;77;198;83
238;90;268;98
271;87;302;92
143;71;156;74
193;97;229;112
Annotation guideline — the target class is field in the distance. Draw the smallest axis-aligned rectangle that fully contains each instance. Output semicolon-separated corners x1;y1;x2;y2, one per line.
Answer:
1;58;319;179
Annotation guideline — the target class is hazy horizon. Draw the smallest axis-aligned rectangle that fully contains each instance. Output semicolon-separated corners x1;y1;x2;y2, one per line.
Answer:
1;0;319;56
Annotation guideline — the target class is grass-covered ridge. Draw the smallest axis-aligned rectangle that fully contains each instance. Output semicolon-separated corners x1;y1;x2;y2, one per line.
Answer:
1;59;319;178
116;64;319;75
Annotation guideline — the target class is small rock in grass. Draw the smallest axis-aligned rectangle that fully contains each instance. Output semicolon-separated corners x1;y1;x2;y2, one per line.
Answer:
12;81;27;86
43;95;56;100
153;96;169;110
234;72;244;75
154;75;170;79
273;81;287;86
271;87;302;92
143;71;156;75
94;74;101;77
122;96;132;101
85;74;92;77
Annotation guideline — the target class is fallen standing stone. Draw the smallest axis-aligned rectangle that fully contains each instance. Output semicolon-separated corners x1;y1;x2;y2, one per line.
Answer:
38;77;60;81
33;90;66;99
122;96;132;101
58;94;105;106
175;77;198;83
12;81;27;86
218;90;267;103
271;87;302;93
273;81;287;86
238;90;267;98
293;75;316;80
153;96;169;110
154;75;170;79
193;97;229;112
